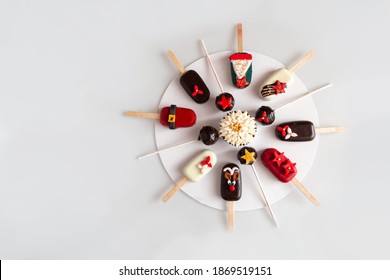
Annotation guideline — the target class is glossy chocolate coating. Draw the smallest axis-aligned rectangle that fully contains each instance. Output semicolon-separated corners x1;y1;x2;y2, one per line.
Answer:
237;146;257;165
221;163;242;201
275;121;316;142
198;126;219;145
255;106;275;125
179;70;210;104
215;92;235;112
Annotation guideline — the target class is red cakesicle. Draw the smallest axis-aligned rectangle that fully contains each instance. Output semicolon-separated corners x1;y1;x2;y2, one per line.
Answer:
260;148;320;206
260;148;297;183
159;106;197;128
124;104;196;130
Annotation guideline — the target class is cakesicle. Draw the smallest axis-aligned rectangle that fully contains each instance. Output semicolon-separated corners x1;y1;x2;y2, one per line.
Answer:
167;50;210;104
259;50;316;100
260;148;320;206
125;104;196;129
162;150;217;202
275;121;345;142
229;23;252;89
221;163;242;231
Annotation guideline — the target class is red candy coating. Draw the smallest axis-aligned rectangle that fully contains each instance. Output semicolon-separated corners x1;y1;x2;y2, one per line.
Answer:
260;148;297;183
160;107;197;128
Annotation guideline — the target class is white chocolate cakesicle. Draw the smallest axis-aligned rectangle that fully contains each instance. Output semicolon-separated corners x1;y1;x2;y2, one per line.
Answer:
259;50;316;101
258;68;293;101
183;150;217;182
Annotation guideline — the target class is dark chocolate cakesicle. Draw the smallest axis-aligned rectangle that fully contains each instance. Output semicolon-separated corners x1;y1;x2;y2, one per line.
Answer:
167;51;210;104
275;121;316;142
220;163;242;231
275;121;345;142
179;70;210;104
221;163;242;201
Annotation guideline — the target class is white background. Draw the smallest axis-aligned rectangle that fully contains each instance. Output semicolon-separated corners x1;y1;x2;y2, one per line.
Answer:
0;0;389;259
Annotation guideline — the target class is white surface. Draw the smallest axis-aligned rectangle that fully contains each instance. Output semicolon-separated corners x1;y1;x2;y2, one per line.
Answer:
0;0;389;260
156;51;319;211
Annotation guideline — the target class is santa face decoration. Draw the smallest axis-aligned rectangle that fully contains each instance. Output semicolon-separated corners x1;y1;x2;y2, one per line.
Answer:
229;53;253;89
220;163;242;201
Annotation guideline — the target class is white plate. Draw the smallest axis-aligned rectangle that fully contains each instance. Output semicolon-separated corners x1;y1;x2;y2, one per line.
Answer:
155;51;319;211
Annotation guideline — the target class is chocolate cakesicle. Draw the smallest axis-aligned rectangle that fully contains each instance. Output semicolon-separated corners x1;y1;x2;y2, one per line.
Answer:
138;126;219;160
162;150;217;202
200;40;235;112
260;148;320;206
167;50;210;104
229;23;252;89
221;163;242;231
125;104;196;130
221;163;242;201
259;50;316;101
275;121;345;142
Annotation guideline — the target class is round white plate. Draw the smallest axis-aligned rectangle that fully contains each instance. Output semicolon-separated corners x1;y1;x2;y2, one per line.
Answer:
155;51;319;211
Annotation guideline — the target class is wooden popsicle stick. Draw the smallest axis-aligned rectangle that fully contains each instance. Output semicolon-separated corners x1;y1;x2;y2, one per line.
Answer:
315;126;346;134
291;177;320;206
138;139;198;160
251;165;280;227
288;50;316;74
124;111;160;119
274;83;333;112
237;23;243;53
228;201;234;232
167;50;186;74
200;39;224;93
162;177;189;202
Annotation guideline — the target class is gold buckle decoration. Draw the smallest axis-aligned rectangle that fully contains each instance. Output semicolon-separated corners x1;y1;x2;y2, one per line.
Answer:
168;114;176;123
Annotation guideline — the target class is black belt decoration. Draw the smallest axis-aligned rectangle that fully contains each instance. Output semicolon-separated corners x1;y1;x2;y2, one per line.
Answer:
168;104;177;130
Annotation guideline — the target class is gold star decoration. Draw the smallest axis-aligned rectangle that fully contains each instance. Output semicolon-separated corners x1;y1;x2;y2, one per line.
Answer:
241;149;256;165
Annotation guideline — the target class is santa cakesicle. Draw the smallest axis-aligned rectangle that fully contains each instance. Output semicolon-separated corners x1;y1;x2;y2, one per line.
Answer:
259;50;316;100
125;104;196;129
162;150;217;202
167;50;210;104
229;23;252;89
138;126;219;159
275;121;345;142
221;163;242;231
260;148;320;206
256;83;332;126
237;147;279;227
200;40;235;112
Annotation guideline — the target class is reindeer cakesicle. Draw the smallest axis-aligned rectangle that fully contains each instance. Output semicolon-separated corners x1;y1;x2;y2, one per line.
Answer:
221;163;242;231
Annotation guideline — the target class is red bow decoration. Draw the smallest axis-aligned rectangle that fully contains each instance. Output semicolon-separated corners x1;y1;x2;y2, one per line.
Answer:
192;85;204;97
257;111;270;123
276;125;289;137
200;156;212;168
